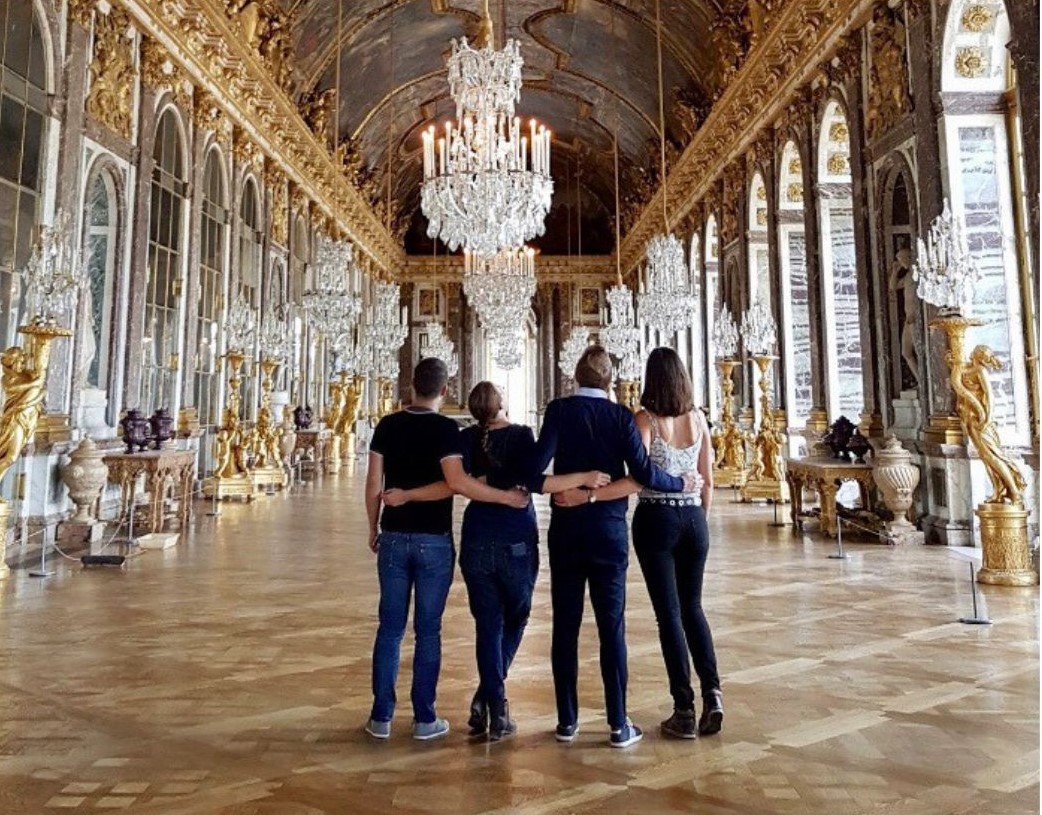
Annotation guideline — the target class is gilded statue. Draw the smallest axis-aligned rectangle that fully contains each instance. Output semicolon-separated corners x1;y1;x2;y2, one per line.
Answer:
748;422;784;483
336;376;364;437
951;345;1026;505
890;247;919;388
0;345;48;484
258;5;292;90
712;423;748;472
214;428;238;478
326;379;345;431
227;0;266;48
301;88;336;142
87;8;134;138
866;6;909;141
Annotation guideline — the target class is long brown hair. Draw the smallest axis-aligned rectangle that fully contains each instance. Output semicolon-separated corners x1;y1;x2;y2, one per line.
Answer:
640;347;694;418
467;381;503;471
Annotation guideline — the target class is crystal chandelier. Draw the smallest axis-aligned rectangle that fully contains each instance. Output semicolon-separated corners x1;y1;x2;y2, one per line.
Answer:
740;299;777;356
304;236;362;337
712;305;739;358
420;2;553;256
226;293;256;353
601;283;640;366
364;281;408;380
421;321;459;378
23;209;86;327
638;234;697;336
558;327;590;377
258;309;291;362
463;246;535;370
913;198;981;315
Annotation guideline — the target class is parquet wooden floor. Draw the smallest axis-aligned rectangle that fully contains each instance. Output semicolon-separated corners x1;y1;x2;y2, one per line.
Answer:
0;465;1037;814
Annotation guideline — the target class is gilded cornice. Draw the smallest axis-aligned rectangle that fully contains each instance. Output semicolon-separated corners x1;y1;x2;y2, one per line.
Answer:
401;256;617;285
118;0;402;274
618;0;874;277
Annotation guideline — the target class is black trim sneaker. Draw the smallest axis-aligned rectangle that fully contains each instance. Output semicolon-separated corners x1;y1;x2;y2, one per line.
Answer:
489;700;517;742
660;709;697;739
468;691;488;737
699;690;724;736
555;723;579;743
609;720;643;748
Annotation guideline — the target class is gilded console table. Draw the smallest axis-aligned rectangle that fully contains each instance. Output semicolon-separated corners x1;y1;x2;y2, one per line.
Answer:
785;457;874;538
102;449;197;537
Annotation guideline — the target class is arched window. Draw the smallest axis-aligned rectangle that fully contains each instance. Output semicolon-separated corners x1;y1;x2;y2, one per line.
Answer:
83;169;117;393
704;215;720;416
778;141;812;429
195;149;227;432
747;172;770;308
818;101;864;420
142;108;187;413
289;216;308;404
689;232;704;407
939;0;1029;441
0;1;48;347
237;177;262;414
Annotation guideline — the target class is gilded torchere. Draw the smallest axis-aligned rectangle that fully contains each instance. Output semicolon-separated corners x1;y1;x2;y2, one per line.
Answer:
0;325;71;578
711;358;747;488
250;356;287;490
932;316;1035;586
741;355;790;504
203;350;255;501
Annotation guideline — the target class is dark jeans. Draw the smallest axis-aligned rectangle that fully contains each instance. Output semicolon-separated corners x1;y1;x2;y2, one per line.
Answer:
459;535;538;713
632;502;720;712
370;532;455;724
548;516;630;730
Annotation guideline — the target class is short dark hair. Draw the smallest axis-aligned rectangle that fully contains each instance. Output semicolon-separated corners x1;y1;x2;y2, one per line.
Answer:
413;357;448;398
574;345;613;391
640;346;694;417
467;381;502;426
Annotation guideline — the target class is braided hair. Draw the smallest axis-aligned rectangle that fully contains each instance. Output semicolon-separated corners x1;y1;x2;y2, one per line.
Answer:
467;381;504;474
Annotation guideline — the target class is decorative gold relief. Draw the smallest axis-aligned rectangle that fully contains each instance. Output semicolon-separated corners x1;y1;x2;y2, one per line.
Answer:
87;8;134;139
140;35;189;107
827;152;849;175
299;87;335;144
756;209;767;226
786;182;804;202
828;121;849;142
961;4;995;33
289;183;308;216
232;125;262;171
68;0;95;28
866;6;910;142
955;47;988;78
787;156;802;176
266;163;288;245
192;88;225;135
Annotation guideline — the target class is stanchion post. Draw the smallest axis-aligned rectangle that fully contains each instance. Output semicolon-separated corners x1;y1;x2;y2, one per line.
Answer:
29;522;55;577
959;560;992;625
768;498;786;528
829;515;849;559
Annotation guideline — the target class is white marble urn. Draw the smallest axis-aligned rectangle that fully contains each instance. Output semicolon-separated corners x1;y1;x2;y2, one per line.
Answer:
873;434;922;543
60;437;109;524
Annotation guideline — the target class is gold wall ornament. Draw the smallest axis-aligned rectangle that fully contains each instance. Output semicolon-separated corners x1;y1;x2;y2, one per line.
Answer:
265;163;288;245
826;151;850;175
86;7;135;139
866;5;911;142
740;354;790;503
711;358;748;488
232;126;262;171
192;88;225;134
961;4;996;33
203;349;255;500
930;315;1035;586
617;379;641;413
68;0;95;28
299;87;336;143
955;47;988;78
786;182;804;202
828;121;849;142
0;324;72;579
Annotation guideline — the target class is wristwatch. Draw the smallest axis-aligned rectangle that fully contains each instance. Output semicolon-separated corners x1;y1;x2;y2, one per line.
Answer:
586;491;597;504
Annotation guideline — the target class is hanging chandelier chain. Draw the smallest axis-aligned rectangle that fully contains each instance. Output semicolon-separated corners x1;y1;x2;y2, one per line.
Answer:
655;0;668;233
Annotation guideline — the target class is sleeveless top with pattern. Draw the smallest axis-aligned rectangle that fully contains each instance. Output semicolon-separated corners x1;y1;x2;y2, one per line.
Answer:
638;413;702;507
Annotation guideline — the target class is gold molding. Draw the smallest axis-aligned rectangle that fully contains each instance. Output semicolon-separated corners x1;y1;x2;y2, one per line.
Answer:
118;0;402;273
617;0;875;277
400;255;617;285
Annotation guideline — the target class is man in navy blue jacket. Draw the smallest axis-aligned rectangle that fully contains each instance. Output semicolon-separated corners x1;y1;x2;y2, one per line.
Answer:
527;345;696;747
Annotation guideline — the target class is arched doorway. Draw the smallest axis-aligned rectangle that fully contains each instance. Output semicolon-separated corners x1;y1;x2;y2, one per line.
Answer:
778;140;812;434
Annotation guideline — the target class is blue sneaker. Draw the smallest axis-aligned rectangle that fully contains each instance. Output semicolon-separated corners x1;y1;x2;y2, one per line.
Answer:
609;720;643;748
555;723;579;743
412;718;450;741
365;718;391;739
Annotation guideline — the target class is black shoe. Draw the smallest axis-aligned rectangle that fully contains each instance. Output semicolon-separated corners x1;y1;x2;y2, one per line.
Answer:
555;722;579;743
660;709;697;739
468;691;488;736
699;690;723;736
488;699;517;742
609;719;643;748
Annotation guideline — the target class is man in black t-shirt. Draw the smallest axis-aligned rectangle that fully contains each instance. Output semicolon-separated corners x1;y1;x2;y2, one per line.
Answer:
364;358;461;742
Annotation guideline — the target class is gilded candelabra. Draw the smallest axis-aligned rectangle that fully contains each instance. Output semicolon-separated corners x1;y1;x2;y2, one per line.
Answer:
932;316;1035;586
377;378;395;420
203;349;254;501
711;358;748;488
0;324;71;578
250;356;287;489
617;379;641;412
741;355;790;503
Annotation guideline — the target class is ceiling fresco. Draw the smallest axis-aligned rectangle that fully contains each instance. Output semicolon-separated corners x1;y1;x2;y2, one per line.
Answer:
285;0;723;253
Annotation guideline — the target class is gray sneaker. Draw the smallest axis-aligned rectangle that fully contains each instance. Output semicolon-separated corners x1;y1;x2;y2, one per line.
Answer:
412;718;450;741
365;718;391;739
660;710;697;739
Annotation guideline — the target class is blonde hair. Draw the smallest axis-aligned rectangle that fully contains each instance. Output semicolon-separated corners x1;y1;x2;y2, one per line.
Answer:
574;346;613;391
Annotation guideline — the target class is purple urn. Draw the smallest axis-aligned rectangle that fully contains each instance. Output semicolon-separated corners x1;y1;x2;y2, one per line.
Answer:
149;408;175;449
120;409;150;453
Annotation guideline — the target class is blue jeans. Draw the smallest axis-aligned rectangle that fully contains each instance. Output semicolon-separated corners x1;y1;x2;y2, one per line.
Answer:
370;532;455;724
459;536;538;714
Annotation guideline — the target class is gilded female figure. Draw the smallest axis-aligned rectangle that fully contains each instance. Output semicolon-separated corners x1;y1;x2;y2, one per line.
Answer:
0;344;48;482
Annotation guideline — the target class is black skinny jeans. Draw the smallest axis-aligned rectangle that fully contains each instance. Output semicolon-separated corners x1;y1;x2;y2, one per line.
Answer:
632;502;720;712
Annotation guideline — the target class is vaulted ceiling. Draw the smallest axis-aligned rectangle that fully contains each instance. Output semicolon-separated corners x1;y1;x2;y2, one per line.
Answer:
286;0;724;254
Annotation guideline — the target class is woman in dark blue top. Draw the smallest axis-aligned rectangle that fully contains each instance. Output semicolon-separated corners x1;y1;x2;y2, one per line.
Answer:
387;381;607;741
